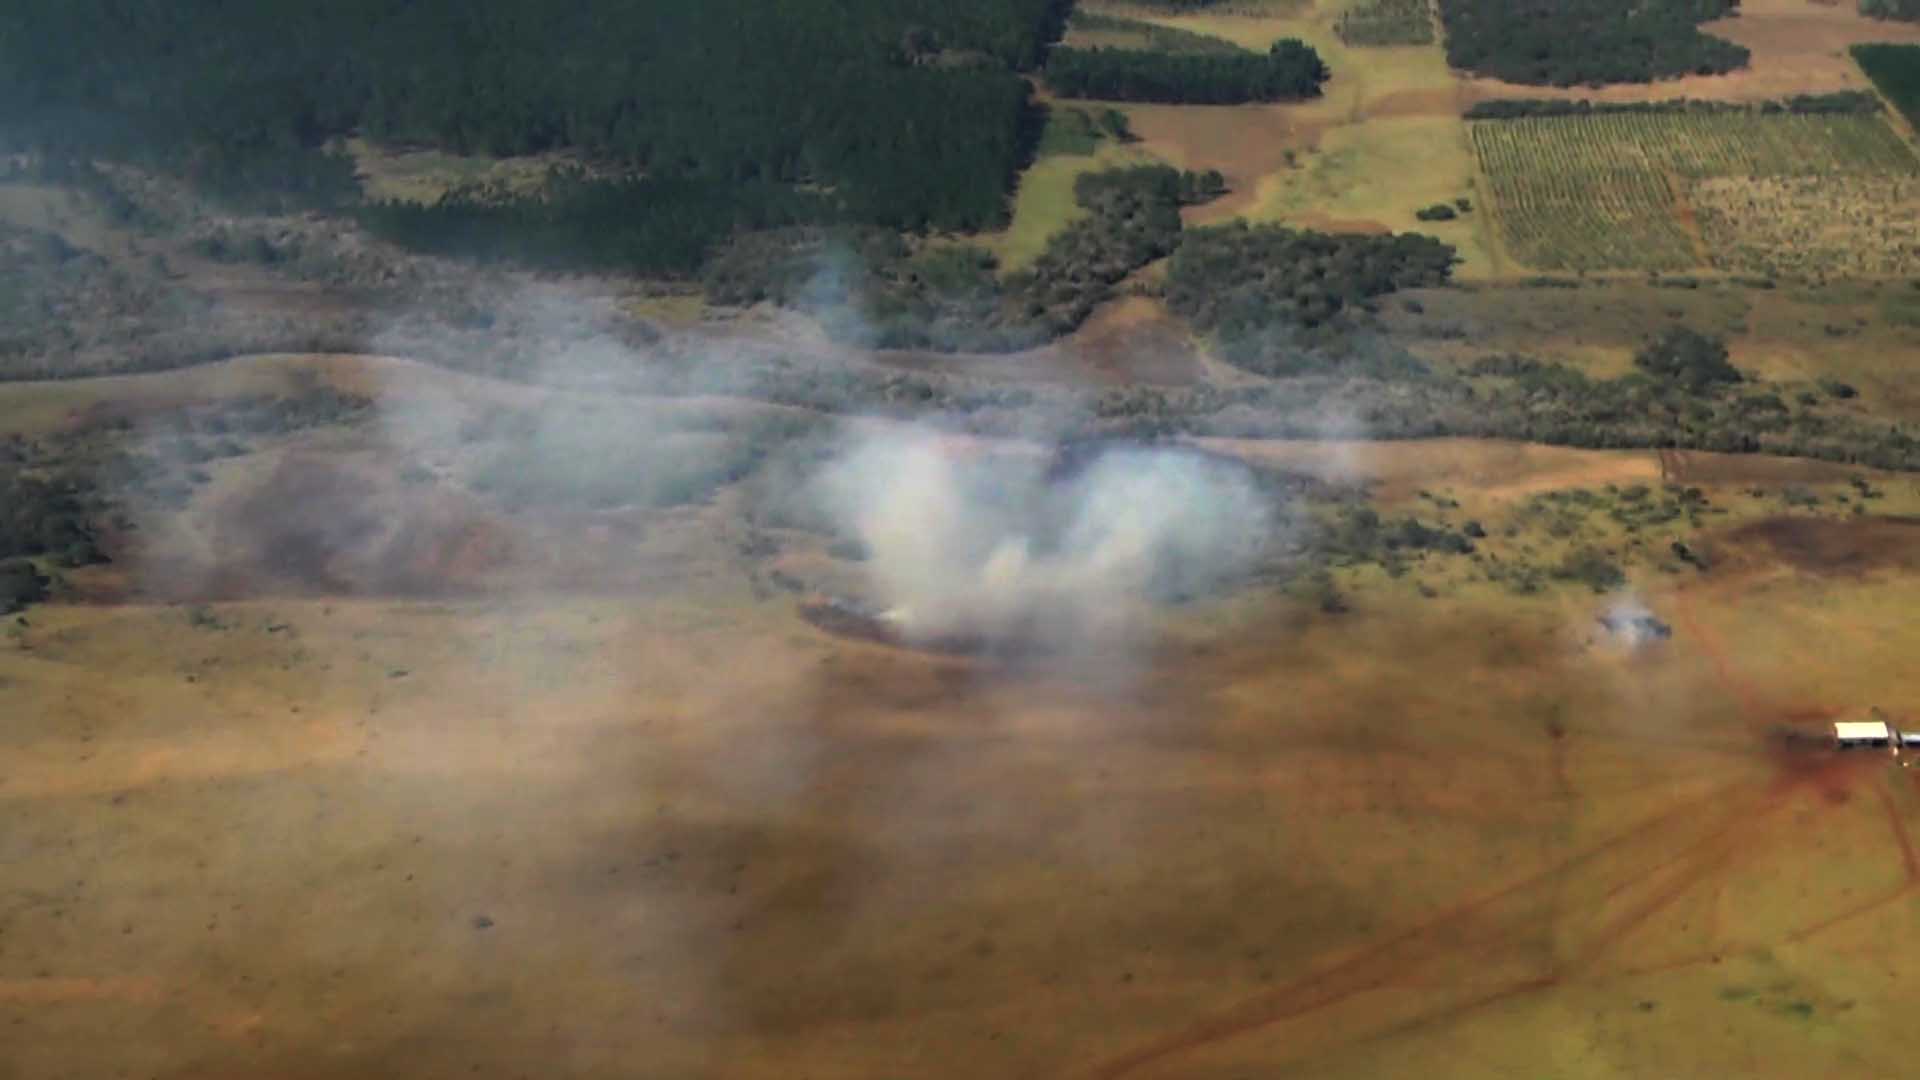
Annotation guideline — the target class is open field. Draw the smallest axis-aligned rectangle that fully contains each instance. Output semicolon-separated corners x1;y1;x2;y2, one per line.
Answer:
6;357;1920;1077
1088;0;1507;274
1470;112;1920;274
1248;115;1500;273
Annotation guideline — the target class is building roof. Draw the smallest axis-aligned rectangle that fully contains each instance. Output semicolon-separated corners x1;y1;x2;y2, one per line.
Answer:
1835;721;1891;741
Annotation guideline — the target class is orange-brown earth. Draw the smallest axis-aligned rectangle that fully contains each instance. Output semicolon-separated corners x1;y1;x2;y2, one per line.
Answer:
1122;104;1330;224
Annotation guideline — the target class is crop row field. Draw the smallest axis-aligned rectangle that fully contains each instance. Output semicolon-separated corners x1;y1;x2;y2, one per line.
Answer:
1469;113;1920;275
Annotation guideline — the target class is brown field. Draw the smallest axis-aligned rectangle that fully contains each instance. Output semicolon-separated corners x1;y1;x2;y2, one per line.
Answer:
1119;104;1325;224
6;357;1920;1078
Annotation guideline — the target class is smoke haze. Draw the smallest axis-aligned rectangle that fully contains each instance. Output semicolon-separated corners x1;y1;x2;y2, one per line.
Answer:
815;426;1273;650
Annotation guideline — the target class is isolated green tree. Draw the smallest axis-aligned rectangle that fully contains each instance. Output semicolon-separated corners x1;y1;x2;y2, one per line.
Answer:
1633;327;1743;392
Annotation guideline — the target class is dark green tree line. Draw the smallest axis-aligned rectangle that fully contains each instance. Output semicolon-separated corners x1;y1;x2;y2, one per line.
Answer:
1045;41;1329;103
1438;0;1747;86
0;0;1067;261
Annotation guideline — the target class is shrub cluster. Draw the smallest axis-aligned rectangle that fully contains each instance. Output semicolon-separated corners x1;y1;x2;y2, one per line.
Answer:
1045;41;1329;103
1439;0;1748;86
704;165;1222;351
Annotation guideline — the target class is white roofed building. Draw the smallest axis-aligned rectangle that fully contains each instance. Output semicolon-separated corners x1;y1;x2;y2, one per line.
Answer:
1835;720;1892;748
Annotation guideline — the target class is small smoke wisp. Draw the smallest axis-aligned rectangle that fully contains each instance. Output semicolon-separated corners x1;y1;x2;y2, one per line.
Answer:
1596;594;1673;650
814;426;1272;651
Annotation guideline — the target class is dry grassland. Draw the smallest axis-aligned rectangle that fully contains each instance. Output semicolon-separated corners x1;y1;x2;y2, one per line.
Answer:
5;355;1920;1076
9;517;1920;1079
1694;174;1920;279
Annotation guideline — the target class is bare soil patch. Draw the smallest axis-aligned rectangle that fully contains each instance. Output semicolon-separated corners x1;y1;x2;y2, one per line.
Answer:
1123;104;1328;223
1360;87;1461;120
1724;513;1920;576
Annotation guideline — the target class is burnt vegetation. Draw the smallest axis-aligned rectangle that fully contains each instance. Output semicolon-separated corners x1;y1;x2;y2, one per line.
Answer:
1438;0;1748;86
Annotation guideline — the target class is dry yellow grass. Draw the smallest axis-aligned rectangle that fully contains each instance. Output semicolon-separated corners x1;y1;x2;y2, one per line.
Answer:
10;525;1920;1078
1694;174;1920;279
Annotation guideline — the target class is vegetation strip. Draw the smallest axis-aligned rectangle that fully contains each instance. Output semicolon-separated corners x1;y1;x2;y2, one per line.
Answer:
1437;0;1747;86
1045;40;1330;103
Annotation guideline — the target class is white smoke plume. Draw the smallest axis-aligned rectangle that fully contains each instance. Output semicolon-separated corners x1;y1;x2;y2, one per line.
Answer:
1595;593;1672;651
814;425;1272;650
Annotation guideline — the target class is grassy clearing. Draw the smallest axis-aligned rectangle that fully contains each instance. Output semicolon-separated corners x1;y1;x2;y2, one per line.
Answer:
1065;10;1251;54
1335;0;1435;46
983;103;1157;272
1035;104;1135;157
1471;112;1920;274
344;136;571;205
985;141;1158;271
1245;116;1501;276
1115;1;1455;117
